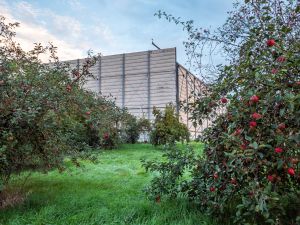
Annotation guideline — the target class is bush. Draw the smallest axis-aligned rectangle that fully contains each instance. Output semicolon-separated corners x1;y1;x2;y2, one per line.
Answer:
146;1;300;224
121;114;151;144
0;16;131;194
150;104;190;146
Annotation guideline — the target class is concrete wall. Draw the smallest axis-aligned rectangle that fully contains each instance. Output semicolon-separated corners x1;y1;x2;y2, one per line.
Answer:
65;47;207;139
177;64;210;139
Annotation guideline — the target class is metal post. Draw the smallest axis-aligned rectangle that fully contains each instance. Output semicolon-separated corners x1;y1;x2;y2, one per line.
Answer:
147;51;151;120
186;71;189;129
175;48;179;114
122;54;125;109
77;59;80;71
98;56;101;93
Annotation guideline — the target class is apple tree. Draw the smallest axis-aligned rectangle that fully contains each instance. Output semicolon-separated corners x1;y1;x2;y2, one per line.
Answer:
144;1;300;224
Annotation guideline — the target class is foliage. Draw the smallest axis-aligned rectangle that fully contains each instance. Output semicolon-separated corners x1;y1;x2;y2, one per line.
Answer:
121;115;151;144
150;104;190;146
147;1;300;225
142;144;196;198
0;16;130;194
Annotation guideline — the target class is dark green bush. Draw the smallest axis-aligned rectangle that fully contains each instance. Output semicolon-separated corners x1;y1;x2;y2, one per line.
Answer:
150;104;189;146
122;115;151;144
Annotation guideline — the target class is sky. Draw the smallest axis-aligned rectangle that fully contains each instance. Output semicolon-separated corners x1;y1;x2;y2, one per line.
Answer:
0;0;236;67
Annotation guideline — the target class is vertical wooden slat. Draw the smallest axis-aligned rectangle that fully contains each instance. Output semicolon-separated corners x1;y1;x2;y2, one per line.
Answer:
147;51;151;120
98;56;102;93
175;48;179;114
186;70;189;129
122;54;125;109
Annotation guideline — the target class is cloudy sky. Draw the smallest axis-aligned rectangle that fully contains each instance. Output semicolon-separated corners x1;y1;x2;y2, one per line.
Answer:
0;0;235;66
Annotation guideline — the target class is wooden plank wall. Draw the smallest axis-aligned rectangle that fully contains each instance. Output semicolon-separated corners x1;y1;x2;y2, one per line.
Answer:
65;48;177;121
63;48;216;139
177;64;210;139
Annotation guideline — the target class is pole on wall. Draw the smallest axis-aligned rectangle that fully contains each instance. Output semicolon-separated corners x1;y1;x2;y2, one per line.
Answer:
122;54;125;109
98;56;102;93
185;71;189;129
147;51;151;120
175;48;179;114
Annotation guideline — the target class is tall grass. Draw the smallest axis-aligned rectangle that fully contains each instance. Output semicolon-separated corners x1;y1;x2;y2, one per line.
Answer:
0;143;215;225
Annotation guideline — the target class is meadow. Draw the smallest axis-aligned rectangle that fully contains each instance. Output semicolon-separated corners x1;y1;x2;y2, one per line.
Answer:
0;144;215;225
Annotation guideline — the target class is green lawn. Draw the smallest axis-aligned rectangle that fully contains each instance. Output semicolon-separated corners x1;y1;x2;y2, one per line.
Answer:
0;143;215;225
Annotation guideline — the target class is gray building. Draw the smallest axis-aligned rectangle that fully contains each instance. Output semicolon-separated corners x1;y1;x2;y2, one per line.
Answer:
67;47;209;138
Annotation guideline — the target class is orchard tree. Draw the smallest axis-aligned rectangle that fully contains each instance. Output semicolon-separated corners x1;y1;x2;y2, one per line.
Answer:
0;16;128;199
145;1;300;224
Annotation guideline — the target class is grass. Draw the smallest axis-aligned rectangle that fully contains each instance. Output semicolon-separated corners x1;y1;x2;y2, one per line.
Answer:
0;143;215;225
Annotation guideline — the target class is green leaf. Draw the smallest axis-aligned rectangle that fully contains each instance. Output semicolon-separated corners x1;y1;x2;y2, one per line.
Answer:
249;142;258;149
245;135;252;142
279;108;285;116
277;159;284;170
289;134;300;144
259;144;272;149
257;152;264;159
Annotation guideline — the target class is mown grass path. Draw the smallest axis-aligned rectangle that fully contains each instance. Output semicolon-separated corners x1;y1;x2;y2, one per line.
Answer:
0;144;215;225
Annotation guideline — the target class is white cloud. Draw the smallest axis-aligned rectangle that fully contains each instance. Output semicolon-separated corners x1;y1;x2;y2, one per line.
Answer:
49;13;82;39
15;1;39;21
92;22;116;46
64;0;85;11
0;0;89;61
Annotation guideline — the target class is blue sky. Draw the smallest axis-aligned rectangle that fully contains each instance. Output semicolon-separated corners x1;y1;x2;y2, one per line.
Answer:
0;0;236;66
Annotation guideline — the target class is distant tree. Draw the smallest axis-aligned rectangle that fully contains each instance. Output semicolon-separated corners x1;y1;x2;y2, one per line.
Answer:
150;104;189;146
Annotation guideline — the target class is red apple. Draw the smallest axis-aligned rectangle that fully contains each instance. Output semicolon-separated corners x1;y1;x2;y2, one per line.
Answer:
220;97;228;104
266;39;276;47
274;147;283;153
252;112;262;120
277;56;286;62
103;133;109;140
267;175;275;182
287;168;295;176
250;95;259;103
271;68;278;74
234;128;242;136
278;123;286;130
66;84;72;92
249;121;257;128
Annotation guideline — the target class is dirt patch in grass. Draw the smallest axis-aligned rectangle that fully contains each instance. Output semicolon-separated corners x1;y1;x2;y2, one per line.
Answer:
0;188;29;210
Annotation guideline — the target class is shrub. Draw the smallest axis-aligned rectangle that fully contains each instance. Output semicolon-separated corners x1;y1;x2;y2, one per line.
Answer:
121;114;152;144
150;104;189;146
146;1;300;224
0;16;129;195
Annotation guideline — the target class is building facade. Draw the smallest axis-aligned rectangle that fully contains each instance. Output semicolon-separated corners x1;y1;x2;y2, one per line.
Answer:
66;47;209;138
